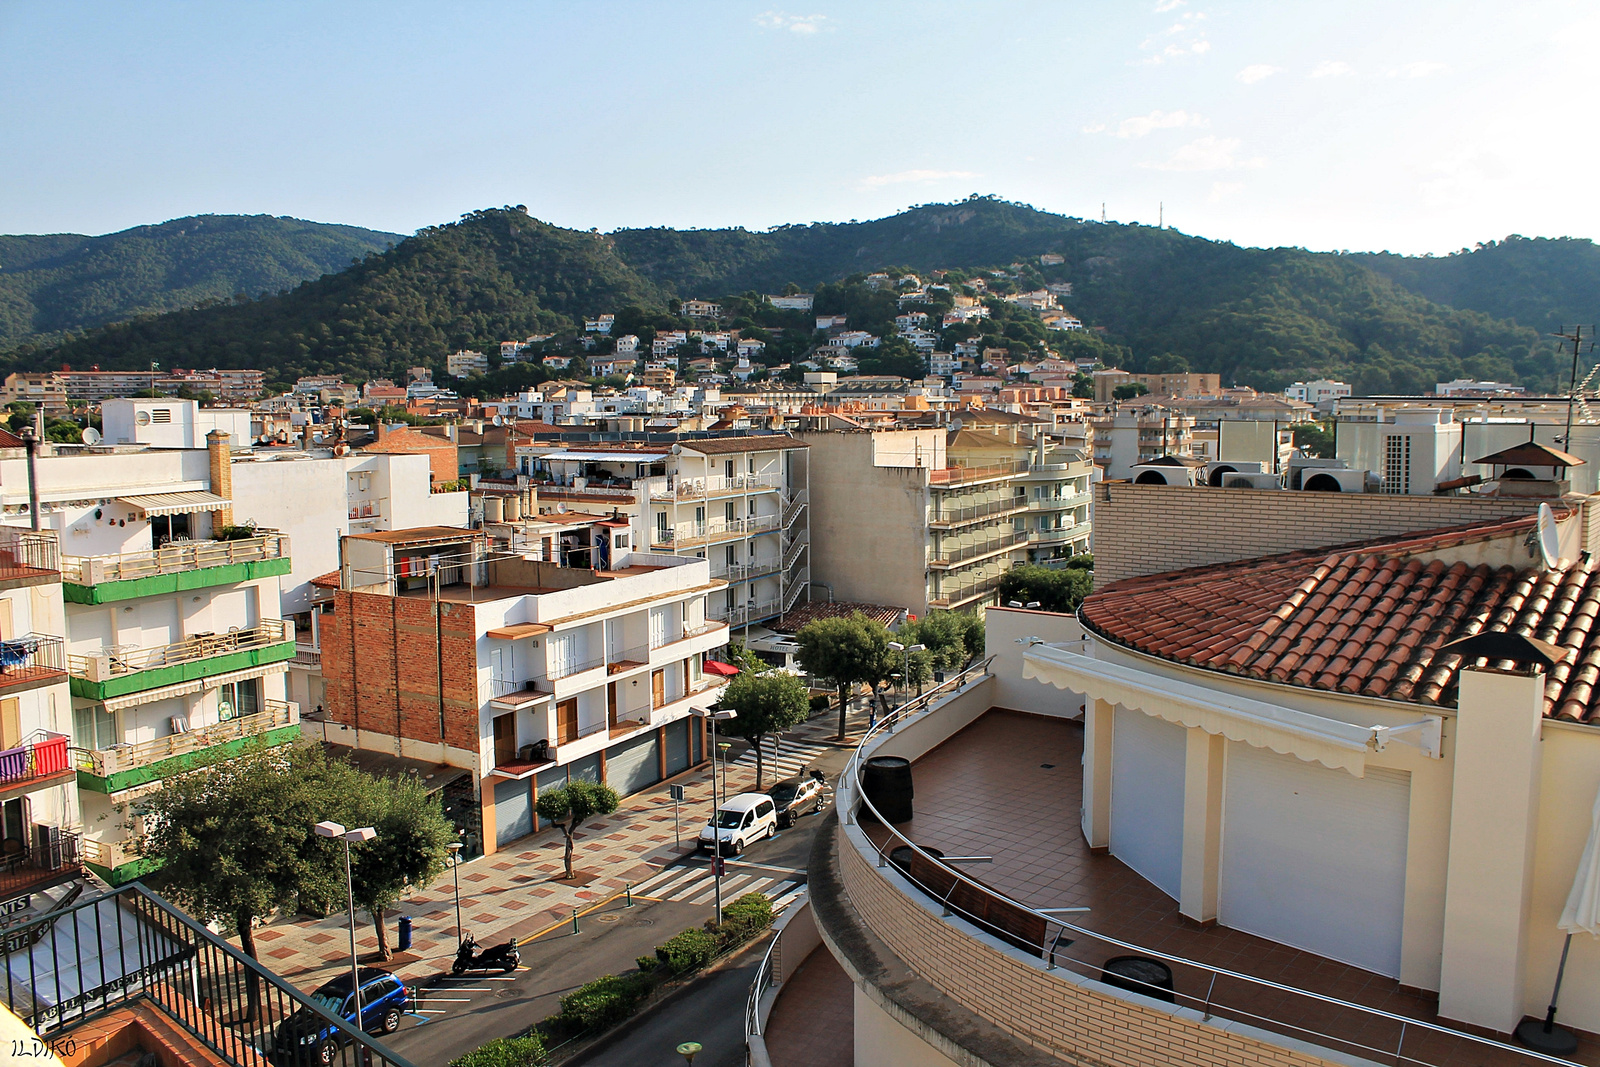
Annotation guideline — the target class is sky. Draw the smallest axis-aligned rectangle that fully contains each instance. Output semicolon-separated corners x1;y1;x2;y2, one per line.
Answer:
2;1;1596;255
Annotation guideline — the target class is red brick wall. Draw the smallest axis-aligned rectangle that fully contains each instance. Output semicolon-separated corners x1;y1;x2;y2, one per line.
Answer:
321;590;480;752
363;426;459;485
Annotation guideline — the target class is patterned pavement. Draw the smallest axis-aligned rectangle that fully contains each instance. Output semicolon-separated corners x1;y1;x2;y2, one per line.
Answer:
246;699;872;992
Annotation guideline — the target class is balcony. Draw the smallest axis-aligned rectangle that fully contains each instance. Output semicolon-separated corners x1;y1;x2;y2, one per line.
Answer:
712;559;782;583
927;531;1029;568
652;514;781;549
79;835;154;886
68;619;295;700
670;473;782;499
0;828;82;902
74;699;300;794
1027;490;1091;511
710;598;782;627
0;528;60;590
928;497;1030;529
0;634;67;694
62;533;290;604
606;644;652;674
0;732;75;802
927;573;1005;609
927;460;1028;488
1031;524;1079;544
650;619;728;652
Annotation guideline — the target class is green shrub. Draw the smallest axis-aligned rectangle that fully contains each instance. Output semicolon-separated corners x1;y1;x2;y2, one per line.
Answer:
449;1034;546;1067
655;926;717;973
558;972;654;1031
809;693;831;713
636;954;660;973
712;892;775;949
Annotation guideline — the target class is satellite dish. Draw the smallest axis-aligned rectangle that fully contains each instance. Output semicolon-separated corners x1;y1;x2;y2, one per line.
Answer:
1537;502;1561;570
82;427;102;446
670;443;683;455
492;415;504;426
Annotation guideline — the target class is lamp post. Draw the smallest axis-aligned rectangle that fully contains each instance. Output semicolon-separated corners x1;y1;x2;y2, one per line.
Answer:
315;821;378;1023
693;707;738;923
446;841;464;948
888;642;926;705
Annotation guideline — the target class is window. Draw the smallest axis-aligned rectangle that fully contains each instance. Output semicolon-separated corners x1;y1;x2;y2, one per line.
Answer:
218;679;261;721
613;533;629;550
1383;435;1411;494
74;705;118;750
756;800;774;818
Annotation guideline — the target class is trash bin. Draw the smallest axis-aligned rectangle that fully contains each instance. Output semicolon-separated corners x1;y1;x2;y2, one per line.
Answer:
1100;955;1175;1003
397;915;413;952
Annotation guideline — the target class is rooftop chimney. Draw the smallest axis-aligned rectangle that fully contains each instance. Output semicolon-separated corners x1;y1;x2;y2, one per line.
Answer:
206;429;234;530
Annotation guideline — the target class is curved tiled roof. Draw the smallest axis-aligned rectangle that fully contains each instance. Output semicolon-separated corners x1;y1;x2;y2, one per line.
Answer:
1080;512;1600;724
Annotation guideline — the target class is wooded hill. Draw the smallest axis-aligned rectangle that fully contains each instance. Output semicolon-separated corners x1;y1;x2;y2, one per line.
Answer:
0;214;401;348
4;199;1591;394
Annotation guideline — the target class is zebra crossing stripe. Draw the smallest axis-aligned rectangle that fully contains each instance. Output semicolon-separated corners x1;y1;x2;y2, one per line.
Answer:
687;872;763;906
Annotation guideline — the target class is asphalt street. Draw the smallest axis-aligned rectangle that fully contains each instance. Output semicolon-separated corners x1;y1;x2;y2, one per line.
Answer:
385;720;852;1067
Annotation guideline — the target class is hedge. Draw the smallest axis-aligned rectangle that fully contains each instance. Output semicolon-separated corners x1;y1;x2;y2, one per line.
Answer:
653;926;717;973
449;1035;546;1067
558;972;654;1031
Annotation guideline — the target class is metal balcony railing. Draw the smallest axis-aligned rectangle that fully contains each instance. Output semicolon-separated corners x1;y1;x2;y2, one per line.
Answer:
73;700;299;779
672;473;782;499
0;528;60;582
782;490;808;528
607;644;652;672
0;827;81;901
652;514;781;547
929;497;1029;527
68;619;291;682
0;731;72;789
928;460;1029;486
0;633;67;688
0;882;415;1066
60;533;288;586
710;599;783;626
928;531;1030;568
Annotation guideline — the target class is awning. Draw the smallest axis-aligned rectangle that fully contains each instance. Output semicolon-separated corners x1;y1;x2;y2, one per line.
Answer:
486;622;551;640
703;660;739;677
99;662;288;712
116;491;232;517
542;451;670;463
1023;644;1373;776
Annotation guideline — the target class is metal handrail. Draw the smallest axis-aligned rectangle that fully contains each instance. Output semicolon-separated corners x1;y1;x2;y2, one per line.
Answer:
60;533;287;585
843;668;1579;1067
746;919;782;1041
67;619;291;679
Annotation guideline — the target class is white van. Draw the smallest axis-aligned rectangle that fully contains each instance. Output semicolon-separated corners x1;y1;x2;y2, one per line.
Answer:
697;792;779;856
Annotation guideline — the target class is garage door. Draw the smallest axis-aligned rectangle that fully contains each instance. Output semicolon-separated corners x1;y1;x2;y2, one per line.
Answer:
493;777;533;847
664;719;691;777
1220;744;1409;977
1109;707;1187;901
608;732;661;797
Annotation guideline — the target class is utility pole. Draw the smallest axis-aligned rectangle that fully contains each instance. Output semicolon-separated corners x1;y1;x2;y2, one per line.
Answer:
1159;202;1163;229
1555;326;1596;448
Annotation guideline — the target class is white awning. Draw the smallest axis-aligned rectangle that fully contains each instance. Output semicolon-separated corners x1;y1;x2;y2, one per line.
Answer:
541;451;670;463
100;662;288;712
1023;644;1373;776
115;491;232;517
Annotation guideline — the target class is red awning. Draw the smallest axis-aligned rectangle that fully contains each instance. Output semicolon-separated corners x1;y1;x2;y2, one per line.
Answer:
702;660;739;677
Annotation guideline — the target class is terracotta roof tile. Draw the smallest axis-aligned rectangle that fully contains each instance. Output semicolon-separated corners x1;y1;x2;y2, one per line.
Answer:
1081;509;1600;725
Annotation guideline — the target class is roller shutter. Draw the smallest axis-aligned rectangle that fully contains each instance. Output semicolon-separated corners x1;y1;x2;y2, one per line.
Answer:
664;719;691;777
607;732;661;797
1109;706;1187;901
493;777;532;847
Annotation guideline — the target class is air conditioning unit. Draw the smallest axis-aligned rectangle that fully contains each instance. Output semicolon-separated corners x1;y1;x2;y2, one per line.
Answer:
1221;472;1283;490
1204;460;1266;487
1129;462;1199;487
1295;467;1369;493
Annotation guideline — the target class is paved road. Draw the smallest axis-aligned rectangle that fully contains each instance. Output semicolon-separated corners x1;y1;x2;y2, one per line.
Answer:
384;895;702;1066
569;944;766;1067
387;721;851;1066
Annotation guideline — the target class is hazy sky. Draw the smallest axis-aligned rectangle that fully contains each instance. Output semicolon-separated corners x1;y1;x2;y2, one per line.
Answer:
2;1;1595;254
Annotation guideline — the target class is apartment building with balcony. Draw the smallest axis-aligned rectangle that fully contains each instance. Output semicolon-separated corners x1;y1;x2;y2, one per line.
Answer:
316;524;731;855
1091;406;1199;479
508;435;811;632
798;421;1093;616
0;432;300;885
0;527;83;905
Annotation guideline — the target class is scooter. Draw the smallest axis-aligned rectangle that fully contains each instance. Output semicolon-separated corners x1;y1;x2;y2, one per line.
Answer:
452;934;520;975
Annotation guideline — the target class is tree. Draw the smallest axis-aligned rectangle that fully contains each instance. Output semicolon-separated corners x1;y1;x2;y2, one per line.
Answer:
999;563;1093;614
1112;382;1149;400
902;610;985;675
1293;420;1336;458
139;742;361;1019
721;671;810;788
536;781;621;880
346;773;457;960
795;613;893;740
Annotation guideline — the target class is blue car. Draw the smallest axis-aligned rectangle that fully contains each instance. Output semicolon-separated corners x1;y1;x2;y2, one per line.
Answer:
270;967;408;1066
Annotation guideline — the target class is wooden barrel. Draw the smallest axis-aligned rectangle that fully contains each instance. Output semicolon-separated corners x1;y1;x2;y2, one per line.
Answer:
861;755;914;823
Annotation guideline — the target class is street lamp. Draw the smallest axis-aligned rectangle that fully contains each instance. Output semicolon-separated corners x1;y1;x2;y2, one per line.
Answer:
888;642;927;703
693;707;738;923
315;821;378;1023
446;841;464;947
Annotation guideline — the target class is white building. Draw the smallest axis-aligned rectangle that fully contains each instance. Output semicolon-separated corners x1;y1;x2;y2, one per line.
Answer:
1286;379;1353;405
584;314;616;334
102;399;252;449
768;294;814;311
447;350;490;377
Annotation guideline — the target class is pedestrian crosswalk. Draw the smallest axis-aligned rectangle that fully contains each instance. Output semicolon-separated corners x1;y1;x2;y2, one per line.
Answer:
633;861;807;913
729;735;833;782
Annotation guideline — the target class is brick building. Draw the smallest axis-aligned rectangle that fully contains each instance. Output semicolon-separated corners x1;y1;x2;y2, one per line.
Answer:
317;524;730;855
359;423;459;485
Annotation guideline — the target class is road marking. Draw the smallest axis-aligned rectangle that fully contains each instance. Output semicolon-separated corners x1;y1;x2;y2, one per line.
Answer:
419;997;472;1002
411;1009;447;1015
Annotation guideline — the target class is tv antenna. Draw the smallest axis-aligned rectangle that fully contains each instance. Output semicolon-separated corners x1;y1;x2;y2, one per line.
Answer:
1556;325;1596;446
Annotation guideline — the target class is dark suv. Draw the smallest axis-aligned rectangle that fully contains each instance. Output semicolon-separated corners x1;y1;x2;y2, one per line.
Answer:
270;967;408;1066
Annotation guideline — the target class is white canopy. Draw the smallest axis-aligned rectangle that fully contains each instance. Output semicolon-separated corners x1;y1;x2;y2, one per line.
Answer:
1559;785;1600;937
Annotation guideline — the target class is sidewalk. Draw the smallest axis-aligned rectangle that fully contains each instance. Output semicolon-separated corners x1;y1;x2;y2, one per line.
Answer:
247;698;875;991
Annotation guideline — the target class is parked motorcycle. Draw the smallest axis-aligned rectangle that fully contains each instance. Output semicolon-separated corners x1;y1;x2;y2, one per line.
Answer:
451;934;520;975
